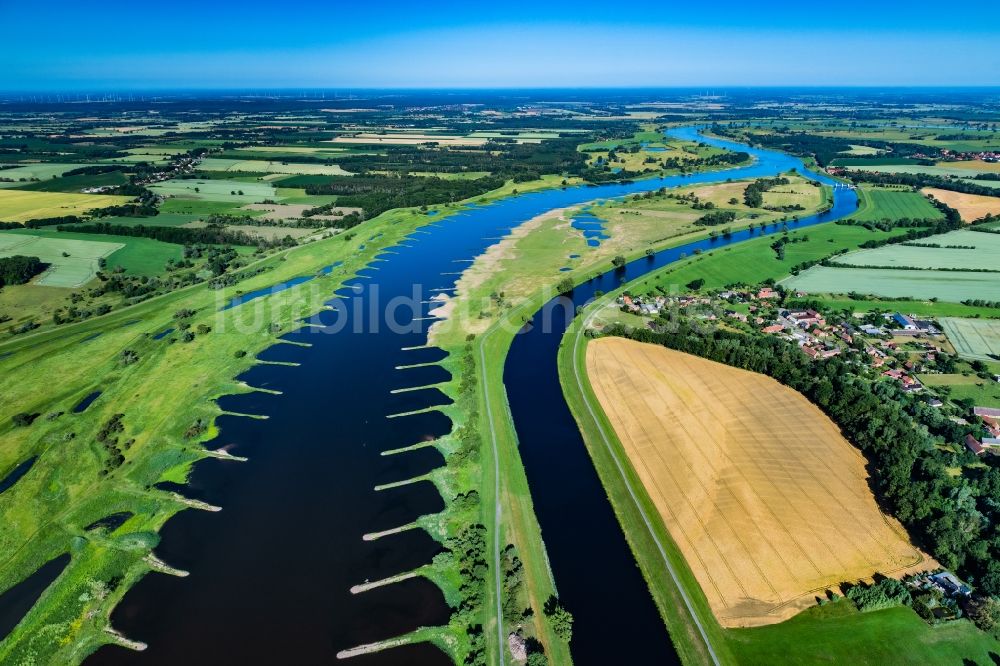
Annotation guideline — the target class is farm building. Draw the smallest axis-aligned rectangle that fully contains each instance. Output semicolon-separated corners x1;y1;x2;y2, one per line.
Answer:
892;313;918;330
966;434;986;456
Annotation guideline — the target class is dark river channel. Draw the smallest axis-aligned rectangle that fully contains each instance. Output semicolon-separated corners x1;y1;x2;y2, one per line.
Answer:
81;127;855;665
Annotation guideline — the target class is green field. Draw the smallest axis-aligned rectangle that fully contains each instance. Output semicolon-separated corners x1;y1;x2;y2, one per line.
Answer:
150;178;276;203
0;164;82;187
0;228;181;279
941;318;1000;361
848;164;1000;179
919;373;1000;407
197;158;351;176
834;229;1000;270
645;223;905;293
0;232;124;287
728;601;1000;665
851;187;943;222
807;296;1000;319
785;266;1000;302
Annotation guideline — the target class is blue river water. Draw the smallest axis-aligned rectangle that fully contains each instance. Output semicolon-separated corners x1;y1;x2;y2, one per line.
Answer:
81;127;854;665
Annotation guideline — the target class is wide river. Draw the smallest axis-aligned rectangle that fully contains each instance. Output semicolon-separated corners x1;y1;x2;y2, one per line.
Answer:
88;128;856;665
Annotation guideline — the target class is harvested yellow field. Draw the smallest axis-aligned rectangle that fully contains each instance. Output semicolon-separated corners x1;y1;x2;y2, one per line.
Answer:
923;187;1000;221
937;159;1000;173
586;338;931;627
0;189;130;223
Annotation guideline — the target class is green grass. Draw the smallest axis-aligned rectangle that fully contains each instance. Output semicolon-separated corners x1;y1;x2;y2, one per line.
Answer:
645;223;905;293
851;187;943;222
919;373;1000;406
728;601;1000;665
806;296;1000;319
0;232;125;287
848;164;1000;179
834;229;1000;270
156;198;252;216
197;158;350;176
0;228;181;278
0;164;82;188
149;178;276;203
941;318;1000;362
785;267;1000;303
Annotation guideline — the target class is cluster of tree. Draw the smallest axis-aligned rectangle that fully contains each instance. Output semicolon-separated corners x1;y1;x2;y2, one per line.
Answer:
441;523;489;663
744;176;790;208
501;544;526;623
304;174;506;217
846;577;912;612
604;319;1000;597
58;222;275;248
206;264;272;290
95;413;131;475
962;299;1000;309
695;210;737;226
0;255;46;286
770;233;807;260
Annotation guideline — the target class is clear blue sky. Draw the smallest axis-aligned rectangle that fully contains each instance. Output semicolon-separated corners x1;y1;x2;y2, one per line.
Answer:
4;0;999;90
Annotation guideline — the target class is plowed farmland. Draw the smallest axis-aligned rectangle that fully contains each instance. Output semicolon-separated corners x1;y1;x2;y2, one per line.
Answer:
586;337;931;627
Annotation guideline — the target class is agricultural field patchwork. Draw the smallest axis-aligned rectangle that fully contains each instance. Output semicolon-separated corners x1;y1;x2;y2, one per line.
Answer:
0;189;130;223
940;318;1000;362
586;338;930;627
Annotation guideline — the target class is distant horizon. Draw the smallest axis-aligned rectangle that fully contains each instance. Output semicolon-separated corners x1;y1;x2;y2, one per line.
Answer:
3;85;1000;96
5;0;999;90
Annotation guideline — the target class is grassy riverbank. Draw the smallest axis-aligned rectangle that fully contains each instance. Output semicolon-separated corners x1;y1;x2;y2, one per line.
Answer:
0;173;585;663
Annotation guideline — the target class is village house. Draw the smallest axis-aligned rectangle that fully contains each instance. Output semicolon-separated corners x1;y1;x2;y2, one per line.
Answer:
966;434;986;456
802;344;841;360
785;309;826;328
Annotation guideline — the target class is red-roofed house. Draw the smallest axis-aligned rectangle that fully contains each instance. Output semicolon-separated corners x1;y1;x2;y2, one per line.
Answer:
967;434;986;456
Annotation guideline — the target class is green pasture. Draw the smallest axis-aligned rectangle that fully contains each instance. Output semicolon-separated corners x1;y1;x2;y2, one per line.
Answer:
0;228;180;279
851;187;943;222
645;223;905;293
0;164;82;188
0;232;123;287
941;318;1000;362
834;230;1000;270
784;266;1000;302
149;178;276;203
197;158;350;176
